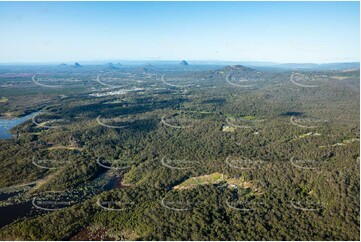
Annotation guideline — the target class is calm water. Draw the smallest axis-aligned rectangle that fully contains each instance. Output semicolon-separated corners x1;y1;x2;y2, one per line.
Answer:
0;112;39;139
0;200;35;228
0;113;123;228
0;172;120;229
0;111;42;228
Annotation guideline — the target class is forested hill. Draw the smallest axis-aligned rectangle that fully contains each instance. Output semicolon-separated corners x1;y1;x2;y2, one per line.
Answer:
0;64;359;240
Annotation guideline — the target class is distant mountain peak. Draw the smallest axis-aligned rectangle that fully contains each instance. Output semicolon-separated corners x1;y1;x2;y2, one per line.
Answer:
105;62;118;69
139;63;156;72
224;65;254;72
59;63;67;66
179;60;189;66
74;62;82;68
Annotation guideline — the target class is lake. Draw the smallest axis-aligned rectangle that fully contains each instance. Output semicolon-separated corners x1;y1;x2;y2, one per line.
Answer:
0;171;122;229
0;200;36;229
0;112;39;139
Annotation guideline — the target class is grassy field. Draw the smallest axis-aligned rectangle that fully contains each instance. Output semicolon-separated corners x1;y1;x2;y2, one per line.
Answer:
0;97;8;103
47;145;83;151
173;172;258;192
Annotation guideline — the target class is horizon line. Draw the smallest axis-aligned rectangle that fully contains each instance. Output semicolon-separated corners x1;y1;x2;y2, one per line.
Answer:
0;59;359;66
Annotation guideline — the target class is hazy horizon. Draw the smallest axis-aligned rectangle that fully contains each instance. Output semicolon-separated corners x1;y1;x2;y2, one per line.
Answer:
0;59;360;66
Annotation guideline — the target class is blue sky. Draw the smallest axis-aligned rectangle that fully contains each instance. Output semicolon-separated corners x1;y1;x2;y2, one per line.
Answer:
0;1;359;63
